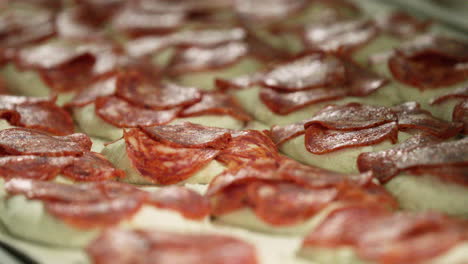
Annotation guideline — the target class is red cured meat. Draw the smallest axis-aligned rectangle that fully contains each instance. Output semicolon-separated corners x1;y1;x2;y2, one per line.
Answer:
262;53;346;91
5;178;210;229
216;130;280;167
453;100;468;134
260;87;346;115
388;36;468;90
391;102;462;138
304;103;397;130
148;186;210;220
0;128;91;156
270;121;308;146
180;92;251;121
56;7;106;40
303;205;466;264
124;129;219;185
167;42;250;75
357;134;467;183
207;158;397;225
0;155;74;180
303;19;378;53
141;122;232;149
377;11;431;38
111;7;185;37
116;71;201;110
95;96;179;128
430;86;468;105
0;6;56;48
62;152;125;181
248;182;338;225
67;75;117;107
125;27;246;57
305;122;398;154
87;229;258;264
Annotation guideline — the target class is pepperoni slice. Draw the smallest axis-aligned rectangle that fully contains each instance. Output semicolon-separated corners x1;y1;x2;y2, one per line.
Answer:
0;155;74;180
0;128;91;156
115;71;201;110
305;122;398;154
304;103;397;130
391;102;462;138
270;121;307;146
303;19;378;53
248;182;338;225
62;152;125;181
215;72;264;91
216;130;280;167
148;186;210;220
262;52;346;91
87;229;258;264
95;96;179;128
124;129;220;185
67;74;117;107
167;42;250;75
0;6;55;48
141;122;232;149
180;92;251;121
453;100;468;134
125;28;246;57
388;36;468;90
111;7;185;37
15;41;120;92
56;7;106;40
430;86;468;105
377;11;431;38
260;87;346;115
303;205;465;264
357;134;467;182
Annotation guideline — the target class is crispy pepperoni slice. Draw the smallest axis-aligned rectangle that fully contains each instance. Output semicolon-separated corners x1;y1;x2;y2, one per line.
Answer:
304;103;397;130
216;130;280;167
141;122;232;149
115;71;201;110
388;35;468;90
262;52;346;91
303;19;378;53
305;122;398;154
125;28;246;57
377;11;431;38
167;42;250;75
95;96;179;128
148;186;210;220
260;87;346;115
0;128;91;156
430;86;468;105
391;102;462;138
453;100;468;134
87;229;258;264
124;129;220;185
180;92;251;121
303;205;465;264
357;134;467;183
